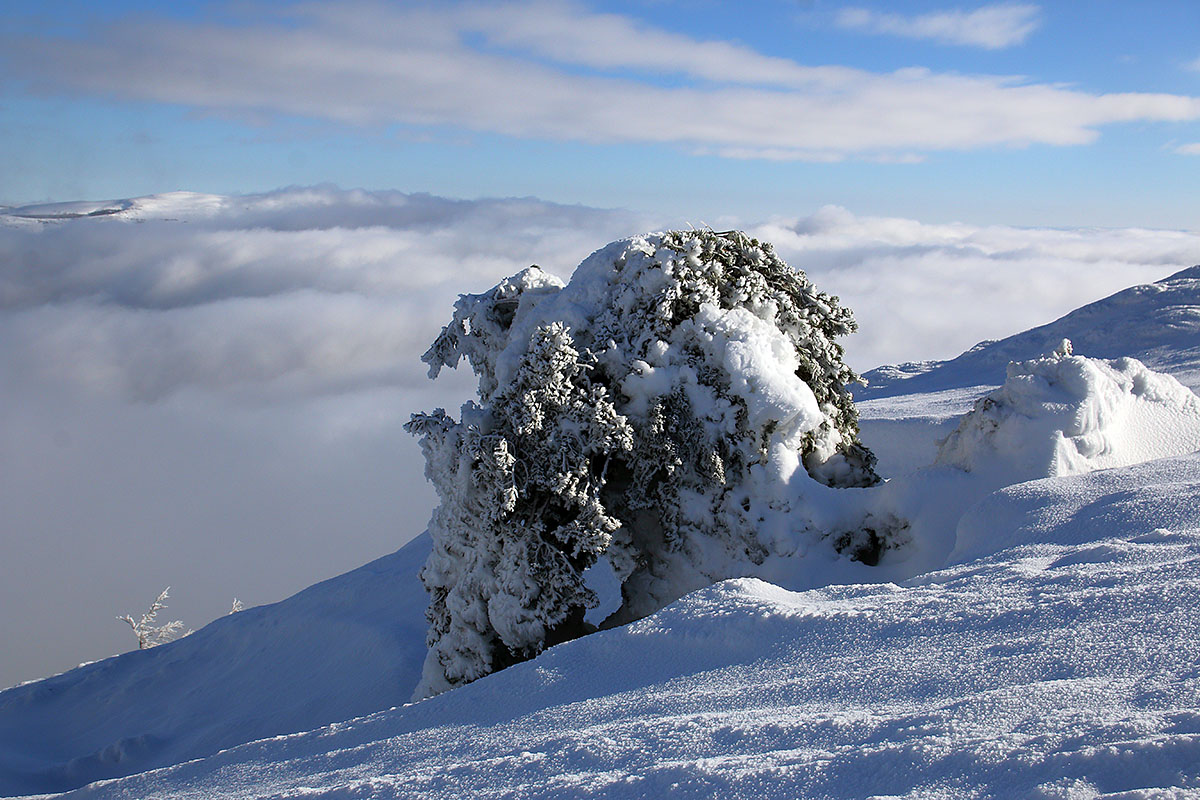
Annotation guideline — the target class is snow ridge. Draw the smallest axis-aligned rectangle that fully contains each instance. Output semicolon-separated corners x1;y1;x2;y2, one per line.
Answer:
858;264;1200;399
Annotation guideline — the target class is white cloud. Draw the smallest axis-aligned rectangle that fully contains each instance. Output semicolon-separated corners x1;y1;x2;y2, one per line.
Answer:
1175;142;1200;155
5;1;1196;160
0;189;643;400
835;3;1042;49
753;206;1200;370
0;187;647;689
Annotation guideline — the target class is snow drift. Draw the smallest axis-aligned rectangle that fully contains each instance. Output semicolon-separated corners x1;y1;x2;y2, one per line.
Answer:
936;340;1200;481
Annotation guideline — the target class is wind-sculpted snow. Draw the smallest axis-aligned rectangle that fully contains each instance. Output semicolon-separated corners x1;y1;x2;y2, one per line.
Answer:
936;344;1200;481
855;343;1200;483
38;453;1200;799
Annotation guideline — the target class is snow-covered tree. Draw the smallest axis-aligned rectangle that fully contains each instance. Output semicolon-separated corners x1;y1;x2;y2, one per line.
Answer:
117;587;189;650
408;230;881;698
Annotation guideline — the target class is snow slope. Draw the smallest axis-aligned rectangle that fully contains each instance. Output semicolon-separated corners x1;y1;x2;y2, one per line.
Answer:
32;452;1200;799
5;261;1200;798
854;265;1200;478
857;264;1200;400
0;537;430;796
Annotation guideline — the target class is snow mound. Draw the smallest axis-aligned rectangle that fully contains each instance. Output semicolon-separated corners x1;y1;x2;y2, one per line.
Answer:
41;454;1200;798
0;535;431;797
952;450;1200;563
936;342;1200;483
858;264;1200;398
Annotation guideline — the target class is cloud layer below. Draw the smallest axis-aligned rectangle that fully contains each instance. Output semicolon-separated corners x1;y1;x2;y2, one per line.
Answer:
6;1;1200;162
3;186;1199;689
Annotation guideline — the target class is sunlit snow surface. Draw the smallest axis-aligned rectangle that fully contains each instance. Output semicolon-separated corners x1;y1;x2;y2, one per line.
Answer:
8;360;1200;798
39;454;1200;799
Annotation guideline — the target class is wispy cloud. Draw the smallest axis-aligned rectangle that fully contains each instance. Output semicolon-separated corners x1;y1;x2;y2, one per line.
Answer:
4;1;1194;161
834;3;1042;49
1175;142;1200;155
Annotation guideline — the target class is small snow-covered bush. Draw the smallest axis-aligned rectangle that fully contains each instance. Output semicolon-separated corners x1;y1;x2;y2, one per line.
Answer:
117;587;189;650
408;230;880;698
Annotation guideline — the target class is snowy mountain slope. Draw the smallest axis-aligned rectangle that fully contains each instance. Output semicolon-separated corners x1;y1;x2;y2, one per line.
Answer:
0;536;431;797
853;266;1200;477
0;367;1194;800
857;264;1200;400
37;452;1200;799
5;254;1200;798
856;385;1001;478
857;341;1200;483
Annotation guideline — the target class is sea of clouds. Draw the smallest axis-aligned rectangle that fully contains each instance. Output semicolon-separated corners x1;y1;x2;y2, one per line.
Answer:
3;186;1198;689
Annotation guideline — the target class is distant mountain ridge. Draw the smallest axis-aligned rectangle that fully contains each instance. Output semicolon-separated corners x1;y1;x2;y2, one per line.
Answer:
857;264;1200;400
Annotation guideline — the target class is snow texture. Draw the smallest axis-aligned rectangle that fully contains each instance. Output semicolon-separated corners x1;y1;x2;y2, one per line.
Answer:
4;257;1200;799
24;452;1200;799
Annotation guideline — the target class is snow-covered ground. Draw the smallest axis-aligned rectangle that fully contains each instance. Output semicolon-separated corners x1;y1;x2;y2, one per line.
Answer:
2;202;1200;798
854;264;1200;479
0;538;432;796
12;453;1200;799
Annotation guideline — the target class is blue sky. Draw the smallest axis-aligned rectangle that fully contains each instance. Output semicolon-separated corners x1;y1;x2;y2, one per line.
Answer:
3;0;1200;227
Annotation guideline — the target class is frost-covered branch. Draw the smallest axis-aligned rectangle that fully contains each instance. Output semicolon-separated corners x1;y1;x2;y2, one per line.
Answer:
117;587;189;650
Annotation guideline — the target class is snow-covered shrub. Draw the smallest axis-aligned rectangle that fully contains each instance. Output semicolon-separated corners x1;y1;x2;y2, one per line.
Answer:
936;339;1200;482
408;230;879;698
117;587;189;650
